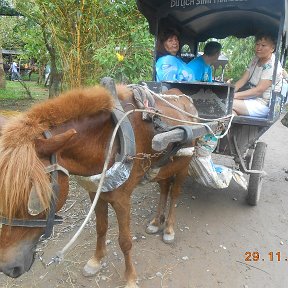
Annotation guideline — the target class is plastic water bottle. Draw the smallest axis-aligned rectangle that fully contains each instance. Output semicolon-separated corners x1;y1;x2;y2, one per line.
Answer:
203;72;209;82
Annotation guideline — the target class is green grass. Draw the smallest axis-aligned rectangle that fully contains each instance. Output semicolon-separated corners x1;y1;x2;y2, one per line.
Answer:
0;79;48;100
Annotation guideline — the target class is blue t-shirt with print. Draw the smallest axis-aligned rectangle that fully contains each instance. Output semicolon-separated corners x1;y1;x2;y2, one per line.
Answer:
187;56;212;82
156;55;195;82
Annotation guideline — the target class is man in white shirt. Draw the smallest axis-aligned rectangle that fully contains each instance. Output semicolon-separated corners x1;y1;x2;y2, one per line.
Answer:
10;61;21;81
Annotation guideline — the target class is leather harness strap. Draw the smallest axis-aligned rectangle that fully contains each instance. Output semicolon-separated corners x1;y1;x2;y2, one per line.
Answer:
0;215;63;228
41;130;61;239
0;130;67;239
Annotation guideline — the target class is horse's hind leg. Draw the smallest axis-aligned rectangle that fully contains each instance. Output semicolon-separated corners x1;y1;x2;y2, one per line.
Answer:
146;179;171;234
83;196;108;277
163;169;188;244
112;198;138;288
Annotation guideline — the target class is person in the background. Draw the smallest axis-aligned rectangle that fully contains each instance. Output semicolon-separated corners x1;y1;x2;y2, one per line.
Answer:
233;33;283;117
10;61;21;81
187;41;222;82
155;28;194;82
44;64;51;86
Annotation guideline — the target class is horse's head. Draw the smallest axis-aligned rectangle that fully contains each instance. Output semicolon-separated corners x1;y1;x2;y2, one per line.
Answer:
0;86;114;278
0;119;75;277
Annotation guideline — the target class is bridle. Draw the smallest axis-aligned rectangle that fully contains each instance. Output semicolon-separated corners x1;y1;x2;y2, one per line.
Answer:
0;130;69;240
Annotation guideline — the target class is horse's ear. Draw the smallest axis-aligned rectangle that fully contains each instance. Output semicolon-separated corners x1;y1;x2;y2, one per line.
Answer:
35;129;77;157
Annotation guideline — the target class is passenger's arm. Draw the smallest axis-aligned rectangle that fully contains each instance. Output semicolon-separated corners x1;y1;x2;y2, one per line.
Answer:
155;55;177;81
283;69;288;80
234;70;250;92
234;79;272;100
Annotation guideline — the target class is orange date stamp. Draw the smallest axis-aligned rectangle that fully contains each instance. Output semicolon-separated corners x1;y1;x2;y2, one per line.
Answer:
245;251;287;262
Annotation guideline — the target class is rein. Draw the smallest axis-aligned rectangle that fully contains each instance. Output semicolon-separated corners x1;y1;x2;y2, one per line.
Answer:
0;130;69;240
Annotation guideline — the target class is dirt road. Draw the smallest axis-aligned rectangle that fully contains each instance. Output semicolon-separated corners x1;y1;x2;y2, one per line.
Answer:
1;116;288;288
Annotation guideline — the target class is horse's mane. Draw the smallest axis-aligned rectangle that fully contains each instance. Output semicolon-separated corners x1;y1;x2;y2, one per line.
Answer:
0;86;114;220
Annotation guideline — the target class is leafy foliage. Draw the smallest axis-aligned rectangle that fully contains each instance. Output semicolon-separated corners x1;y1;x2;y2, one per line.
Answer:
19;19;48;65
92;19;154;84
220;36;255;81
12;0;153;89
0;16;26;50
3;0;283;91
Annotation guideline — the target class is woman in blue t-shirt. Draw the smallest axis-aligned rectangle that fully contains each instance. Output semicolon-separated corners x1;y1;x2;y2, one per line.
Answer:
155;29;194;82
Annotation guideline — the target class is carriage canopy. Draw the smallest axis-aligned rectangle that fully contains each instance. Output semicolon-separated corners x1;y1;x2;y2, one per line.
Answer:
136;0;288;51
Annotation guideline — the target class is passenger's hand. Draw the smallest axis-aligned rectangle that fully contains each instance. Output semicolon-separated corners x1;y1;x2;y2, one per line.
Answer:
226;78;233;84
234;92;240;99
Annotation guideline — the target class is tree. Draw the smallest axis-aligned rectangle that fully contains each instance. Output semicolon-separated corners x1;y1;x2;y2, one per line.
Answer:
14;0;154;93
0;16;25;50
13;1;61;97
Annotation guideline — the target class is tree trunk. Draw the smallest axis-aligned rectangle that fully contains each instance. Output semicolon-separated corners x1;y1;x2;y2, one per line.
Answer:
0;51;6;89
48;51;61;98
41;25;61;98
37;64;45;85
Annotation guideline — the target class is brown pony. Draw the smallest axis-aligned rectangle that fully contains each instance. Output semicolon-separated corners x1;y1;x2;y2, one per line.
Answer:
0;84;197;288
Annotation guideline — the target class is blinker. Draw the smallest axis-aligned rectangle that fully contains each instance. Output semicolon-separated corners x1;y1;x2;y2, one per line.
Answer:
28;183;51;216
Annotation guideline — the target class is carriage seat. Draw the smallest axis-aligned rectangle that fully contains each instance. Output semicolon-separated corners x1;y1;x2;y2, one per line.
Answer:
233;90;284;126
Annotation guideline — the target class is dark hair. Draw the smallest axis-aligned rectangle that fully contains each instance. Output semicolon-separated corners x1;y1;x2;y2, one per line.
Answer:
255;32;277;48
156;28;180;59
158;28;180;45
204;41;222;56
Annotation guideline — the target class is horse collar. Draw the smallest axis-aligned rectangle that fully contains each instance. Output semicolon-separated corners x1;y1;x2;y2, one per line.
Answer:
77;77;136;193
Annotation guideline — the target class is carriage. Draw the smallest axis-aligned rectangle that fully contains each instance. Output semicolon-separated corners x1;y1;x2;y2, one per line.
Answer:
137;0;288;205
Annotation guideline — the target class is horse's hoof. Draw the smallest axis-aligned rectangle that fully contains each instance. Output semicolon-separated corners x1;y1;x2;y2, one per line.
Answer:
145;224;159;234
82;258;101;277
163;232;175;244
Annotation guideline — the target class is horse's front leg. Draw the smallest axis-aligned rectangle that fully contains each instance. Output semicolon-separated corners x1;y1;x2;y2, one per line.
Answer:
83;195;108;277
112;198;138;288
146;179;171;234
163;169;188;244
